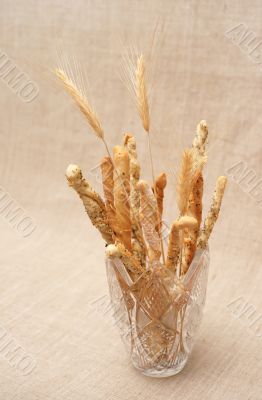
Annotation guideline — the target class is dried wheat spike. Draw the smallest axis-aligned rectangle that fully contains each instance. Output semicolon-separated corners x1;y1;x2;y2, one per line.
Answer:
135;55;150;132
55;68;104;139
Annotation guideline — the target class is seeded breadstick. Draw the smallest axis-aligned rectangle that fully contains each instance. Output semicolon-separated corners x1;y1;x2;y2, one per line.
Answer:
187;173;204;263
154;172;167;232
188;173;204;230
166;221;180;272
181;238;196;275
113;146;132;251
137;180;161;263
176;216;198;276
193;120;208;157
123;134;146;266
100;156;116;233
106;242;144;277
197;176;227;249
66;164;114;244
176;149;194;216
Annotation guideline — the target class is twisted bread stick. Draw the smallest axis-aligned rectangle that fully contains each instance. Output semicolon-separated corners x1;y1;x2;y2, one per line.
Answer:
193;120;208;156
123;134;146;266
113;146;132;251
66;164;114;244
137;180;161;262
166;221;180;272
106;243;144;277
100;156;116;233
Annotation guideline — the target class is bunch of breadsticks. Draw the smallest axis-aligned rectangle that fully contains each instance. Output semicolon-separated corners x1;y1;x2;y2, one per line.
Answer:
55;54;227;280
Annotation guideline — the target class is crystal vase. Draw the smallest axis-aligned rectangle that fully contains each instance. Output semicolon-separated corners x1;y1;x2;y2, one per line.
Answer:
106;247;209;378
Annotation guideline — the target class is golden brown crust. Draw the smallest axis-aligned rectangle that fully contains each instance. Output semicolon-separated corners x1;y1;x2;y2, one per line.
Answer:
100;156;116;233
137;180;161;262
197;176;227;248
123;134;146;266
154;172;167;232
113;146;132;251
106;242;144;277
66;164;114;244
166;221;180;272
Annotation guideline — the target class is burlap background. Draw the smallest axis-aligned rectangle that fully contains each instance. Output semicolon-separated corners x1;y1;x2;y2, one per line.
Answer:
0;1;261;399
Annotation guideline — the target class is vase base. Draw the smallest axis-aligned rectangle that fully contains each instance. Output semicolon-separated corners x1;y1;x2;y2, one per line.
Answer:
134;356;188;378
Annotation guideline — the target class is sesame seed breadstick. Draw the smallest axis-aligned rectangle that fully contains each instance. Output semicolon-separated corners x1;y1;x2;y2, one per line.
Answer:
185;173;204;272
181;237;196;275
177;216;198;276
166;221;180;272
113;146;132;252
66;164;114;244
176;149;194;216
100;156;116;233
197;176;227;249
188;173;204;230
106;243;144;277
137;180;161;263
123;134;146;266
193;120;208;156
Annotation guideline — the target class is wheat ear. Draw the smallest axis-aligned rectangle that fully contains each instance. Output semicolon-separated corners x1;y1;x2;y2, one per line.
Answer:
135;55;150;132
54;68;112;159
135;55;165;263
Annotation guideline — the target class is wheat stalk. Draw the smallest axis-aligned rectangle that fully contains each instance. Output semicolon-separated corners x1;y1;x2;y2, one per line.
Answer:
134;54;166;264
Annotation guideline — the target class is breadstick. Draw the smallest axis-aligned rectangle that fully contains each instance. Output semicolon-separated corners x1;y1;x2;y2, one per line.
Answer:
154;172;167;232
100;156;116;233
182;175;203;275
113;146;132;251
188;173;204;229
177;216;198;230
106;242;144;277
123;134;146;266
176;216;198;275
181;238;196;275
176;149;194;215
66;164;114;244
166;216;198;273
166;221;180;272
193;120;208;157
197;176;227;249
137;180;161;263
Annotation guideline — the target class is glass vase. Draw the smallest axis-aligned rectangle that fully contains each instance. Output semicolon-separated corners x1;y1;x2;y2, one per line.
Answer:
106;247;209;378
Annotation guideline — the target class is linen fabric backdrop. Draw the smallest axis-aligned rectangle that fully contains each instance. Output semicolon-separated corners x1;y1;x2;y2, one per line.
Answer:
0;1;261;399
